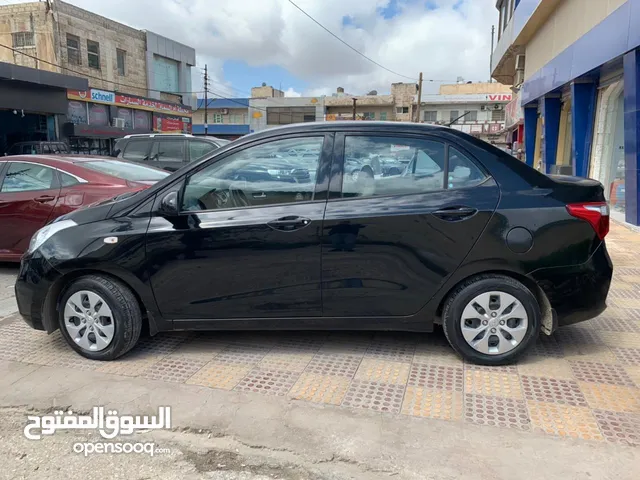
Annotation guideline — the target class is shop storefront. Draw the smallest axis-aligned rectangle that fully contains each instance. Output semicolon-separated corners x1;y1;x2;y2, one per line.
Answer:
63;88;192;154
0;61;88;155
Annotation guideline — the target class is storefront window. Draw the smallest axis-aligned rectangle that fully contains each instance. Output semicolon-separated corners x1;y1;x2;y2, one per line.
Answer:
69;138;113;155
609;92;626;218
115;107;133;128
89;103;109;126
134;110;151;130
67;101;88;125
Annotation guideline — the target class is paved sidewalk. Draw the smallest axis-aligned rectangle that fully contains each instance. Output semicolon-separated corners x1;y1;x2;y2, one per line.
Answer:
1;221;639;452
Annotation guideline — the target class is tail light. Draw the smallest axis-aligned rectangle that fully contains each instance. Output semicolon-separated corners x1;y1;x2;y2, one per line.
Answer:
566;202;610;240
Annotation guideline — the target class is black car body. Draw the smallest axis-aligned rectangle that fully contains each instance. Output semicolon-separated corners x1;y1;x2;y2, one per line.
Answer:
114;134;230;172
15;122;613;365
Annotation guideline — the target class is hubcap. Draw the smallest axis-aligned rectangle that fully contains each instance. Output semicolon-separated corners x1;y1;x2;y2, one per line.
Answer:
460;291;529;355
63;290;115;352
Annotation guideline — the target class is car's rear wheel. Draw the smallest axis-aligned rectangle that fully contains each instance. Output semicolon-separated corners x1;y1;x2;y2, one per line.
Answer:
58;275;142;360
442;275;540;365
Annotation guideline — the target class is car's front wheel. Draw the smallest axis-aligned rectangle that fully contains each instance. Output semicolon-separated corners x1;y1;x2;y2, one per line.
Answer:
58;275;142;360
442;275;541;365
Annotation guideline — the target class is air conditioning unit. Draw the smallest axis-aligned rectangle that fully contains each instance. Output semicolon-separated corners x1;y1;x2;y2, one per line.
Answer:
515;54;526;71
113;118;125;128
480;105;487;111
493;104;504;111
221;108;229;115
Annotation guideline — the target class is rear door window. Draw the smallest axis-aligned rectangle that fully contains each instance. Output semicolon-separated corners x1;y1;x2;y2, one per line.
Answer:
188;140;216;162
0;162;56;192
151;139;186;163
122;139;152;161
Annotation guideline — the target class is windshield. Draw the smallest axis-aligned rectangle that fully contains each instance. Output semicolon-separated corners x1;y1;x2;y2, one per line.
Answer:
79;160;170;181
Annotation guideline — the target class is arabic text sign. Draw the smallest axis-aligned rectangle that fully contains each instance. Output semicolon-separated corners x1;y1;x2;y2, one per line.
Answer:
24;406;171;440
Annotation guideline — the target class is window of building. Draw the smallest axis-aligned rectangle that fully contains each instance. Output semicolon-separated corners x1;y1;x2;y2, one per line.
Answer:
341;137;486;199
266;107;317;125
213;114;223;124
380;112;387;121
449;110;460;122
491;108;506;121
117;49;126;76
396;107;409;114
87;40;100;69
181;137;324;211
464;110;478;122
363;112;375;120
12;32;35;48
423;111;438;122
66;34;80;65
229;114;246;124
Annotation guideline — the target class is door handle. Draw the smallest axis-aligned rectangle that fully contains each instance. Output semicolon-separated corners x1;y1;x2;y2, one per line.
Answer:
267;216;311;232
432;206;477;221
252;192;267;199
33;195;55;203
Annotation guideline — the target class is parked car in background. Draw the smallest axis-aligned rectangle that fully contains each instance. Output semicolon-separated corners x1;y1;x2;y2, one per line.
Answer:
15;122;612;365
5;141;70;156
114;133;230;172
0;156;168;262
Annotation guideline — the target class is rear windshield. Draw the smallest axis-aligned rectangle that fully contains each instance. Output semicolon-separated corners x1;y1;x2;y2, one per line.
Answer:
79;160;170;181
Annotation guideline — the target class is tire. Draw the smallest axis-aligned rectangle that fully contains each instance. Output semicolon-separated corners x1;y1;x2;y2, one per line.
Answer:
442;275;540;365
58;275;142;360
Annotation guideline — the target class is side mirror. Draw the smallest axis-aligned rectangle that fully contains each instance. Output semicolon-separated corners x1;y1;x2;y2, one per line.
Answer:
160;191;179;215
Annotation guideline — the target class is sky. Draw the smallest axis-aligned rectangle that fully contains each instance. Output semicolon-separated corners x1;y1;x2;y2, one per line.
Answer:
25;0;499;98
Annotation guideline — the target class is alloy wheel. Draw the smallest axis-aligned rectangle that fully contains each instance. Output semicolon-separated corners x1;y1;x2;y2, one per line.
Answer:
63;290;115;352
460;291;529;355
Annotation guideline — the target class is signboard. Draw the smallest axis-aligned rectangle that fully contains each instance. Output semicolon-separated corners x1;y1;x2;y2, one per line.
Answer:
153;114;192;133
419;93;513;104
67;89;192;117
505;90;524;129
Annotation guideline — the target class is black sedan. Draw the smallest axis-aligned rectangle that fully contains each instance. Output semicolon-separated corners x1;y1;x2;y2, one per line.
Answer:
15;122;612;365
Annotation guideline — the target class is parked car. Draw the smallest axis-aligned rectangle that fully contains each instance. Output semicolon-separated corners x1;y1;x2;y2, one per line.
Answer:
5;141;70;156
0;156;169;262
114;133;230;172
15;122;612;365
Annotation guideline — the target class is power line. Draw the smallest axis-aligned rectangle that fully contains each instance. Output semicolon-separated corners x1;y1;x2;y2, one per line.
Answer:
287;0;417;81
0;43;206;95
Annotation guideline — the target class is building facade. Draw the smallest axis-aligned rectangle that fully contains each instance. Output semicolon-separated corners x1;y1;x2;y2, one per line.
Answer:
491;0;640;226
192;98;250;139
0;0;195;154
416;82;514;145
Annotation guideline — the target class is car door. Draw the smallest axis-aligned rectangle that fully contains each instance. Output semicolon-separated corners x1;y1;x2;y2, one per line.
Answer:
146;133;333;322
321;133;500;318
121;138;153;165
150;138;187;172
187;139;218;163
0;161;62;259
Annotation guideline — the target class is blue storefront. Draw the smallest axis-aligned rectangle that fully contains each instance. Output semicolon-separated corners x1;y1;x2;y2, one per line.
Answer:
518;0;640;226
193;98;250;140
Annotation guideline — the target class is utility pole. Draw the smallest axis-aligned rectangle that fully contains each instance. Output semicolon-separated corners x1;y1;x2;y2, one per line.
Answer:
352;98;357;120
203;64;209;136
490;26;495;83
414;72;423;123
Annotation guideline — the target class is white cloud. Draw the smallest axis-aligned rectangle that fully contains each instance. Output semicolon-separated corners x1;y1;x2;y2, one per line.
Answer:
49;0;499;95
284;87;302;97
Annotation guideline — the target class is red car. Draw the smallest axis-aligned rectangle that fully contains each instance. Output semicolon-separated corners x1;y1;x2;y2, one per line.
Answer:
0;155;169;262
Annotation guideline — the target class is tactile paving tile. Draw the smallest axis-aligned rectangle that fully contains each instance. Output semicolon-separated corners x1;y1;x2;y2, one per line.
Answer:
589;316;640;333
289;372;351;405
20;335;99;371
365;338;416;362
464;369;523;399
609;298;640;310
185;361;252;390
412;342;463;367
527;401;603;441
234;369;300;396
320;332;373;356
609;347;640;366
135;333;189;356
213;331;280;346
569;361;636;387
354;358;411;385
407;363;463;391
214;344;272;365
96;351;165;377
592;410;640;446
578;382;640;413
624;366;640;387
464;394;530;431
516;356;575;380
528;334;565;357
599;331;640;349
0;323;45;361
520;376;588;407
342;380;406;414
139;357;208;383
167;335;228;360
259;352;315;372
401;386;463;421
272;335;326;352
304;353;362;377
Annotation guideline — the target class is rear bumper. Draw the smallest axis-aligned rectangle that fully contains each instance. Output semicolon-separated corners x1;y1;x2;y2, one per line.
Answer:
15;251;62;332
528;241;613;327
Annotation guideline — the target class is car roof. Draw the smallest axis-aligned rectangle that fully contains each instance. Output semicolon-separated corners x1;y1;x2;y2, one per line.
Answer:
0;155;164;171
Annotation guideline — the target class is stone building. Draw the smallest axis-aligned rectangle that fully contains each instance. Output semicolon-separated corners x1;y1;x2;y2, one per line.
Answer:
0;0;196;154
